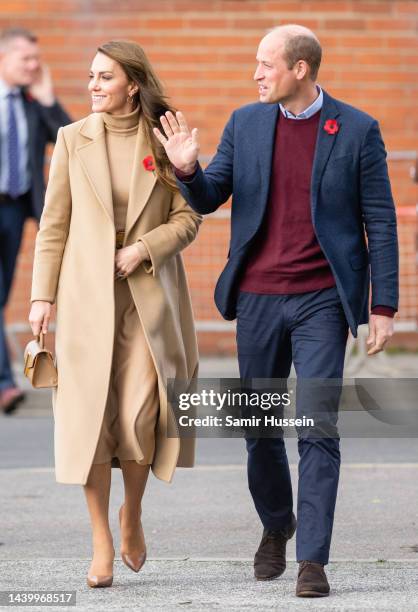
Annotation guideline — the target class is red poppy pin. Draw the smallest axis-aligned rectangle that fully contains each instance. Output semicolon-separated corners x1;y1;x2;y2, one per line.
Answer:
25;90;34;103
142;155;156;172
323;119;339;135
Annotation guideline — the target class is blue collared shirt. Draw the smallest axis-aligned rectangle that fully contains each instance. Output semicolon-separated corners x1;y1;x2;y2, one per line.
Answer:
279;85;323;120
0;78;31;195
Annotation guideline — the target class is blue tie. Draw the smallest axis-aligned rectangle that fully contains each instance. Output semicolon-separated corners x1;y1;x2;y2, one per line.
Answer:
7;91;20;198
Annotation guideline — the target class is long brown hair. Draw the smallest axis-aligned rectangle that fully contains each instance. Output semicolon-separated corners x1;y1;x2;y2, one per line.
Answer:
97;40;177;191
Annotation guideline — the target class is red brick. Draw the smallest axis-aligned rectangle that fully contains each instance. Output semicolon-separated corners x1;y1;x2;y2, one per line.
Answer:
2;0;417;353
0;1;27;12
351;1;394;14
306;0;352;10
395;1;418;13
338;35;386;47
367;17;417;30
323;18;367;30
386;36;418;49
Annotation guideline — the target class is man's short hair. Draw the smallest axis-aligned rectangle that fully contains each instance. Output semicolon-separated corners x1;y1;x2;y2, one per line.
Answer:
0;27;38;51
283;34;322;81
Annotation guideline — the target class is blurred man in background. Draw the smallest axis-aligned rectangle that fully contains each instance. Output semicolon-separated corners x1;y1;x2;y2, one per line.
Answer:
0;27;70;414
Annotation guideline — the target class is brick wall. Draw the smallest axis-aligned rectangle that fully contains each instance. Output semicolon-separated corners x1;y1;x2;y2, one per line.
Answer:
2;0;417;356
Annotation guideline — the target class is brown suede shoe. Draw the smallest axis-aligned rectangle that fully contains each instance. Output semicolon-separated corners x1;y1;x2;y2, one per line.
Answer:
296;560;330;597
254;514;297;580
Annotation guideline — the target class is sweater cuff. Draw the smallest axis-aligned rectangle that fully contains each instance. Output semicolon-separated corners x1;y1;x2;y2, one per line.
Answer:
371;305;396;318
173;164;198;181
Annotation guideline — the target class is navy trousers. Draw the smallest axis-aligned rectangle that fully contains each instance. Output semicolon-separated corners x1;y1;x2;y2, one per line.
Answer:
236;286;349;565
0;194;29;391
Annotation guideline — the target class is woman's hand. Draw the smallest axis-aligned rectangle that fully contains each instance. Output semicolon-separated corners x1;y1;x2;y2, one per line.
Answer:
29;301;52;336
115;243;148;280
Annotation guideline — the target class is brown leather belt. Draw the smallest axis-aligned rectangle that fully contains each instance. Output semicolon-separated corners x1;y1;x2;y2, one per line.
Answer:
116;230;125;249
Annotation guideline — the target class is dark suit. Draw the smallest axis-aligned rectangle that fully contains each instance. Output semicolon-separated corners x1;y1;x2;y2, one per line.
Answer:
177;90;399;564
20;94;71;221
0;91;70;391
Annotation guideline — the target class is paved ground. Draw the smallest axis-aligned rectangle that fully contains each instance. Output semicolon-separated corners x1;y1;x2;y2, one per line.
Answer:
1;355;418;610
1;559;417;611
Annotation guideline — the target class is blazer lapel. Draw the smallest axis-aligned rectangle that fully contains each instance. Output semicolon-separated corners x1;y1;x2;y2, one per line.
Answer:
125;118;157;239
76;114;114;224
311;90;341;213
257;103;279;213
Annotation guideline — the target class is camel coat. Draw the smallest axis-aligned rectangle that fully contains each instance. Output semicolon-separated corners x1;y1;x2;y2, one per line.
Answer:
31;113;202;485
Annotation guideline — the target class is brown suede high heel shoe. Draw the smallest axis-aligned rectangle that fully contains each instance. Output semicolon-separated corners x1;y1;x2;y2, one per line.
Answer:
119;504;147;573
86;543;114;588
86;574;113;588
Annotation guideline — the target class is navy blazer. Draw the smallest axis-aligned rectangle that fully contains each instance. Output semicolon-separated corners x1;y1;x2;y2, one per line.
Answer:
177;90;399;337
21;93;71;220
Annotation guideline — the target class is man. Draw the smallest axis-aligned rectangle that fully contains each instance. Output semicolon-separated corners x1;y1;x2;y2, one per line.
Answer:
154;25;398;597
0;28;70;414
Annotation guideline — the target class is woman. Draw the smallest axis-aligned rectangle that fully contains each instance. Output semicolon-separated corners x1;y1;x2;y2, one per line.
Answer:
29;41;201;588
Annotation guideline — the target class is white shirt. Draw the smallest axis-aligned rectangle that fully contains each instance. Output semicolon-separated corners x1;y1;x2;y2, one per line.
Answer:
279;85;323;120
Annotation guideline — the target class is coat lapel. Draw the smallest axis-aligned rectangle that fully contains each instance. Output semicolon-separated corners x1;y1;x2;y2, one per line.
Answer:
311;90;341;213
257;103;279;214
124;118;157;239
76;114;114;224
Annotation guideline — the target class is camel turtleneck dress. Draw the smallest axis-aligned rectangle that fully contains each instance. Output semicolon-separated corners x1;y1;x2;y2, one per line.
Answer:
92;107;159;467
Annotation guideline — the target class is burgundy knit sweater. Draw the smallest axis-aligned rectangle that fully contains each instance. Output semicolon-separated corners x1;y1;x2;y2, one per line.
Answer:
239;110;337;294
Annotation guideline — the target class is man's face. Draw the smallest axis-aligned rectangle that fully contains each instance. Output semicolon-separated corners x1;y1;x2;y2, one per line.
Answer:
0;37;41;87
254;35;297;104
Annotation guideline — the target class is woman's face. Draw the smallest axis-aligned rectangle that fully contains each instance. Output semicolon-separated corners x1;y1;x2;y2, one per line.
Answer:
88;52;138;114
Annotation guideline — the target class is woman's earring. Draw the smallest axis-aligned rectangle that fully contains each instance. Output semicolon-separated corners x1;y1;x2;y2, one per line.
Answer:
127;90;138;104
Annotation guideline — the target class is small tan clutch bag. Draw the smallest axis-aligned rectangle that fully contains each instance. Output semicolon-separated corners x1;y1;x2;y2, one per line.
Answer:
24;333;58;388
